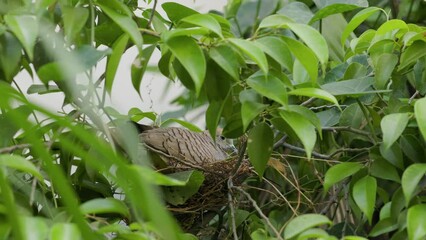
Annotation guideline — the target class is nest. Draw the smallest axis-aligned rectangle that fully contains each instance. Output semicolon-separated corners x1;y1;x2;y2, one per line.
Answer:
163;157;252;232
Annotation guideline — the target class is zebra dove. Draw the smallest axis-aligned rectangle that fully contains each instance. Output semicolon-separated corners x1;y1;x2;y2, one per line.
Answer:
136;124;236;167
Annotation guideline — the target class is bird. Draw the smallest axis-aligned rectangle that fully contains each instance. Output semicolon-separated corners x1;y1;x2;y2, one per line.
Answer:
134;123;237;168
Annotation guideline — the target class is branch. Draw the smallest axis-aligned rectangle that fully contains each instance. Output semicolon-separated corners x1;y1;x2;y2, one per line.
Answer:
0;143;32;154
231;186;283;240
227;178;239;240
146;0;158;29
322;126;375;142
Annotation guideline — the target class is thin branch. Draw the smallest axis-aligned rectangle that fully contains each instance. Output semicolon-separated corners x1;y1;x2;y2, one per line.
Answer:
0;143;32;154
227;178;239;240
301;97;316;106
146;0;158;29
281;143;330;159
408;90;419;104
231;186;283;240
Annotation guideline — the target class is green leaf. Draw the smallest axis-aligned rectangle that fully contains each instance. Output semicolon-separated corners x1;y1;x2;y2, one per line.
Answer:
398;41;426;71
162;27;210;40
96;2;143;49
279;110;316;159
376;19;408;36
166;36;206;95
402;164;426;205
62;7;89;44
209;45;241;81
27;84;61;95
321;77;389;96
324;162;363;193
258;14;294;29
161;118;202;132
369;218;398;237
372;53;398;89
20;217;48;240
283;37;318;84
0;154;43;181
106;34;129;93
353;175;377;224
256;36;293;71
128;108;157;122
162;2;198;23
131;44;156;93
50;223;81;240
246;72;288;106
286;23;329;66
289;88;339;107
310;1;368;24
341;7;382;45
380;143;404;169
277;2;313;24
381;113;410;149
0;32;22;82
206;100;225;141
228;38;268;74
407;204;426;240
163;170;205;206
241;101;267;132
4;14;38;60
247;123;274;177
131;165;187;186
80;198;130;217
414;97;426;140
284;214;331;239
400;135;424;163
180;14;223;38
286;105;322;137
371;157;400;183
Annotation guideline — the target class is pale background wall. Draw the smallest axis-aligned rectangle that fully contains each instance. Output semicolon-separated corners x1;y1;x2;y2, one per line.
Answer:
16;0;227;125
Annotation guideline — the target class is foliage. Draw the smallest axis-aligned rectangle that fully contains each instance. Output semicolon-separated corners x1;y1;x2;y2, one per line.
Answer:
1;0;426;239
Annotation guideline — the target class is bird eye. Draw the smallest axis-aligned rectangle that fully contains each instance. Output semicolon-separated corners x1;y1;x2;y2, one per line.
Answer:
219;135;226;141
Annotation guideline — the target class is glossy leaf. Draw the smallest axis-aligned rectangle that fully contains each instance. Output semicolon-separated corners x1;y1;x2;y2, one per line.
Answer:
166;36;206;95
162;2;198;23
163;170;205;205
289;88;339;107
401;164;426;205
258;14;294;29
50;223;81;240
341;7;382;45
283;37;318;83
209;45;241;80
0;32;22;82
380;143;404;169
376;19;408;35
369;218;398;237
284;214;331;239
372;53;398;89
414;97;426;140
241;101;267;132
321;77;390;96
97;2;143;49
131;44;156;92
131;165;187;186
398;41;426;71
206;100;225;142
256;36;293;71
80;198;130;217
286;105;322;136
324;162;363;192
105;34;129;93
0;154;43;181
228;38;268;74
279;110;316;159
353;176;377;224
162;27;210;40
180;14;223;38
407;204;426;240
286;23;329;66
247;123;274;177
381;113;410;149
371;157;400;183
310;1;368;24
160;118;202;132
62;7;89;44
246;72;288;106
4;14;38;60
